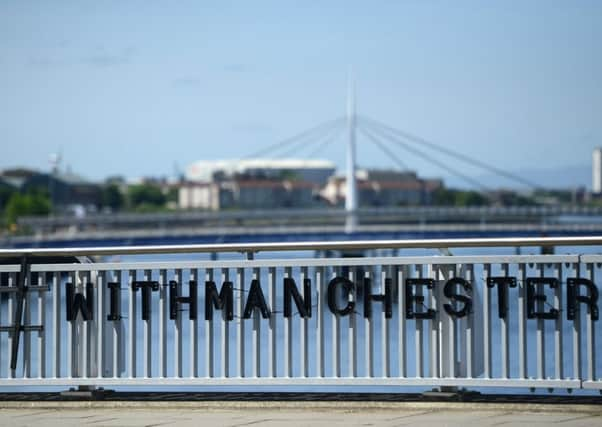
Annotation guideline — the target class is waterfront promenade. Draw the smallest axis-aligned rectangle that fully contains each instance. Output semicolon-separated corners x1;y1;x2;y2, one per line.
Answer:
0;400;600;426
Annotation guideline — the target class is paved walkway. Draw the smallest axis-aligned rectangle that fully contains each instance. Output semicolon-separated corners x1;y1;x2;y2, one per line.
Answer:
0;402;600;427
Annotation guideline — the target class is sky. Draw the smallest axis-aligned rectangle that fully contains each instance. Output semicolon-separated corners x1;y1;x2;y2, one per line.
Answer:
0;1;601;188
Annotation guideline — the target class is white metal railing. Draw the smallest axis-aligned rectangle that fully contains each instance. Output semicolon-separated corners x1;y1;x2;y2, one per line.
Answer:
0;237;600;392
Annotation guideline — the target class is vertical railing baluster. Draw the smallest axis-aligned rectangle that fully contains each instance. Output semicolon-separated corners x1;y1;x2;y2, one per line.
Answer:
447;265;456;378
518;263;527;379
415;264;423;378
97;271;105;379
128;269;136;378
67;271;75;378
144;269;153;378
398;266;406;378
190;268;198;378
465;264;474;378
381;265;390;378
237;267;245;378
586;263;596;382
112;270;120;378
483;264;491;379
430;264;439;378
81;271;90;379
174;269;182;378
252;267;261;378
205;268;214;378
536;264;545;380
268;267;276;377
300;266;309;378
7;272;15;378
37;271;46;379
23;269;31;378
365;267;373;378
501;263;509;379
316;266;324;378
554;263;563;380
221;268;230;378
571;262;581;382
159;269;167;378
52;272;60;379
348;266;357;378
333;267;340;377
284;266;292;377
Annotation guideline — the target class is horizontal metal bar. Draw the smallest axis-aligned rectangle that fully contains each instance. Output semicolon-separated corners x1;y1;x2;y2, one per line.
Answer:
0;378;582;388
2;236;602;258
28;254;582;272
582;381;602;390
0;326;44;333
0;286;49;293
18;205;602;226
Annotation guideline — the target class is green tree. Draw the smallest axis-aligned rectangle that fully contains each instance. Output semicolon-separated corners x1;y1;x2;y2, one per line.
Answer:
454;190;488;207
4;192;51;225
102;184;125;211
127;184;166;208
432;188;456;205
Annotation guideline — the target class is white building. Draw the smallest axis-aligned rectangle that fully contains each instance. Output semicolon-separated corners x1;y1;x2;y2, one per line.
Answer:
185;159;336;187
593;148;602;194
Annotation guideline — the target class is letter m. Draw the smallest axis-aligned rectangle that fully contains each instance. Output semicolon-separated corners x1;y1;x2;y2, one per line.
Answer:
205;281;233;321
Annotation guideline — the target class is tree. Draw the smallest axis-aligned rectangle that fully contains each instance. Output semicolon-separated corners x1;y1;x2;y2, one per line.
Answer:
432;188;456;205
102;184;125;211
127;184;166;208
454;190;488;207
4;192;51;225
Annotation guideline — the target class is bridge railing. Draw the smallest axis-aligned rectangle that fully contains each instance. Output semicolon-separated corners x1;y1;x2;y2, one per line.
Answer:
0;237;599;391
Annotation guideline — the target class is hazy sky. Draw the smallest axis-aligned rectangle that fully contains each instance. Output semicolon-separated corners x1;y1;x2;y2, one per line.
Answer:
1;1;601;186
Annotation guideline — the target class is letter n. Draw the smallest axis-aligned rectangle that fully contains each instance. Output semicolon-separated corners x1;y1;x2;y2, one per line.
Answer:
284;277;312;318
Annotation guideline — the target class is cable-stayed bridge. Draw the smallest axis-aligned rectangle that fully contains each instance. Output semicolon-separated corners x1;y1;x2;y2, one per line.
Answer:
9;95;597;247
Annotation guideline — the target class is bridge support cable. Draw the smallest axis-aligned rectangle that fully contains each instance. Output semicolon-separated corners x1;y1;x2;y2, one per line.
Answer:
360;115;539;189
306;124;344;158
357;127;409;171
359;121;488;191
279;119;345;159
244;117;345;159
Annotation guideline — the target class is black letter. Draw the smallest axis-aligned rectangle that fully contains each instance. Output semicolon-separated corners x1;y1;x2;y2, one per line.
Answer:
405;279;436;319
205;280;234;321
107;282;121;321
66;281;94;321
243;279;270;319
284;277;312;318
169;280;198;320
443;278;472;318
526;277;559;319
567;278;599;321
486;276;517;319
363;277;392;318
133;281;159;321
327;276;355;316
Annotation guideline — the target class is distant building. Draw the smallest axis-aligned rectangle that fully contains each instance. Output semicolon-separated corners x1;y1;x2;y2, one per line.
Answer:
593;148;602;194
320;169;442;207
185;159;336;187
179;178;318;210
179;158;331;210
0;168;102;211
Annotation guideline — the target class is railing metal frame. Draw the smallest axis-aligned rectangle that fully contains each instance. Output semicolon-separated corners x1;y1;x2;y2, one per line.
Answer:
0;237;600;392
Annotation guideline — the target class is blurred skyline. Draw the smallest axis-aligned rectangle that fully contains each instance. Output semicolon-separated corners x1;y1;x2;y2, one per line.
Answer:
1;1;601;187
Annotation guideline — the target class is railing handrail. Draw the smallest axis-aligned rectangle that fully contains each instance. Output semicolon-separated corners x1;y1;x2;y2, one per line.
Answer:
2;235;602;258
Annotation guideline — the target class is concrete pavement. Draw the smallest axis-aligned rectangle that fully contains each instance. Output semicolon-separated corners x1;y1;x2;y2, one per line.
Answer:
0;401;601;427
